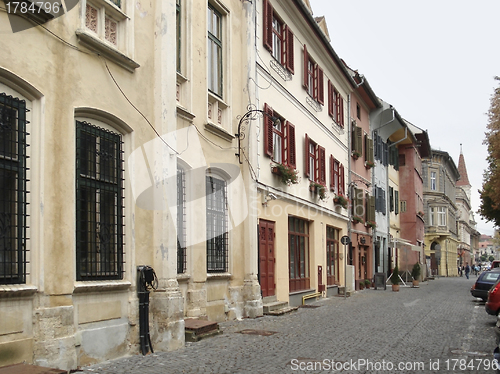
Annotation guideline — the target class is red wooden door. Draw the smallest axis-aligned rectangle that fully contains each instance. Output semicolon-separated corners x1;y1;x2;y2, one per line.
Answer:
259;219;275;297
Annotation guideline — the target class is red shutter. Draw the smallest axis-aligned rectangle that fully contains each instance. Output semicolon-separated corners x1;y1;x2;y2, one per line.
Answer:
263;0;273;51
328;80;333;117
263;103;274;157
303;44;308;89
335;90;341;124
339;96;344;127
330;155;334;191
285;26;294;74
286;122;296;168
339;164;345;195
304;133;310;178
319;146;326;185
317;66;324;105
313;64;318;100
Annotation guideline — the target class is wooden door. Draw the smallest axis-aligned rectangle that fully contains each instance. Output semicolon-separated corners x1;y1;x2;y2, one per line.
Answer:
259;219;275;297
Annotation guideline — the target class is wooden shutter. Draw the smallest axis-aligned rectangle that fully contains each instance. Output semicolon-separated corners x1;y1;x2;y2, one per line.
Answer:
339;96;344;127
330;155;334;191
327;80;334;117
369;195;376;222
263;0;273;51
355;126;363;155
317;66;324;105
263;103;274;157
365;135;374;163
339;164;345;195
285;26;294;74
304;133;310;178
318;146;326;185
395;190;399;214
286;121;296;168
389;187;394;211
303;44;308;89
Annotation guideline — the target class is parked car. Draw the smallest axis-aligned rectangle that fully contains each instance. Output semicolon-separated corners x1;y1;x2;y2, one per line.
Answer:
470;269;500;301
486;279;500;315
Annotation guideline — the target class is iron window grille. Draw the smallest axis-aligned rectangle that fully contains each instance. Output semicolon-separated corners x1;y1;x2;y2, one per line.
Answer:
177;165;186;274
0;93;29;285
76;120;124;281
206;175;228;273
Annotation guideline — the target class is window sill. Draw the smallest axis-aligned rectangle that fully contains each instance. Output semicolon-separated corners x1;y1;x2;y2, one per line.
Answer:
0;284;38;298
73;280;131;293
204;121;234;142
177;273;191;282
76;29;140;72
207;272;232;280
177;105;195;122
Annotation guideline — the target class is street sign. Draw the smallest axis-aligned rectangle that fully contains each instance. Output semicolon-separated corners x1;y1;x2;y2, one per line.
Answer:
341;235;350;245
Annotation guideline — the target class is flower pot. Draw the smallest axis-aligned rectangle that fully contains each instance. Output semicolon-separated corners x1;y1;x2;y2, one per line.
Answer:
412;280;419;288
271;166;280;175
392;284;400;292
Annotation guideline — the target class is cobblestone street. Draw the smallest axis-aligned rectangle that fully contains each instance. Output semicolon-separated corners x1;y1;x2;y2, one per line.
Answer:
75;276;498;374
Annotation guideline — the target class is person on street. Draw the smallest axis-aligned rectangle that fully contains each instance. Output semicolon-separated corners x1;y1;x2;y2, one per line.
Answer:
465;263;470;279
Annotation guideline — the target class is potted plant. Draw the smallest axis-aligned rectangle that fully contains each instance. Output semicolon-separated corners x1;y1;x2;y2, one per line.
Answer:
271;163;299;186
309;181;327;201
359;280;365;290
333;195;348;209
352;215;364;225
391;265;400;292
364;279;371;289
364;160;375;169
352;151;361;160
411;263;421;287
365;220;376;229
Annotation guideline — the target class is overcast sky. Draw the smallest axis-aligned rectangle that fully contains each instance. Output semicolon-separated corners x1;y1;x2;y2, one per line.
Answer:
310;0;498;236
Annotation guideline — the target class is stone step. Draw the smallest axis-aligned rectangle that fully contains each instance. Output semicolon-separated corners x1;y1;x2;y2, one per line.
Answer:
264;306;298;316
184;318;222;342
263;300;289;314
262;295;277;304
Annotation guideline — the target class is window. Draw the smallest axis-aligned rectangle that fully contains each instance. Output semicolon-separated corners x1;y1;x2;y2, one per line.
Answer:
304;134;325;184
375;187;386;214
389;187;394;212
352;125;362;158
437;206;447;226
0;93;29;285
76;120;124;281
263;0;294;73
78;0;138;71
429;207;435;226
364;134;374;164
430;171;437;191
330;156;345;196
400;200;407;213
208;4;222;97
365;193;375;223
356;103;361;120
327;80;344;127
303;45;324;104
288;216;309;292
206;175;228;273
263;104;296;167
177;165;186;274
176;0;181;73
394;190;399;215
326;226;339;285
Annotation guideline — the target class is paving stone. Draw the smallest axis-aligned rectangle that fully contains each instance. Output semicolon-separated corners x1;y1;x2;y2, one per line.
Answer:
74;277;498;373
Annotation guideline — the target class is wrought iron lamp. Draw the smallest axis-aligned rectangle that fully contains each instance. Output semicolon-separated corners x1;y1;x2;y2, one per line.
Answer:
235;104;280;164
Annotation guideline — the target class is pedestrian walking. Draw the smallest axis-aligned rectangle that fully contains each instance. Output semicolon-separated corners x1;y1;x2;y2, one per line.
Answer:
465;263;470;279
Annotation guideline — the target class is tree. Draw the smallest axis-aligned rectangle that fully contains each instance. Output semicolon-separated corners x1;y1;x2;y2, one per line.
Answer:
479;77;500;227
489;255;495;262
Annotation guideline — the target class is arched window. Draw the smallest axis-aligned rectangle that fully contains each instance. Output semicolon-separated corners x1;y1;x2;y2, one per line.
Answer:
206;172;228;273
0;92;29;284
75;119;125;280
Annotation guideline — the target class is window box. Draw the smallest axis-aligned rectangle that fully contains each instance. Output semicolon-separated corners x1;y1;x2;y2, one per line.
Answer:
309;181;327;201
352;215;364;225
271;163;299;186
352;151;361;160
365;220;377;229
365;160;375;169
333;195;348;209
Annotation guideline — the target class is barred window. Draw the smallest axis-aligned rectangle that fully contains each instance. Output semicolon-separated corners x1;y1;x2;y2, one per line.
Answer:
0;93;29;284
76;120;124;281
206;175;227;273
177;165;186;274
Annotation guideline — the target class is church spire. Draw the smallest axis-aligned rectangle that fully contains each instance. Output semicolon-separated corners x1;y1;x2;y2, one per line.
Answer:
456;145;470;187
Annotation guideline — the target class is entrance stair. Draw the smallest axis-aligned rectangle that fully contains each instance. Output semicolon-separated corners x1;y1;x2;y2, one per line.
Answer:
262;295;298;316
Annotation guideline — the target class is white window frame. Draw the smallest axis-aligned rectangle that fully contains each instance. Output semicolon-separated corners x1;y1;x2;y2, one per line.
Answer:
430;171;437;191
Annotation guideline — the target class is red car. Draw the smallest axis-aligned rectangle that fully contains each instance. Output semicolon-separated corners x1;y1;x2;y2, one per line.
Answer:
486;279;500;315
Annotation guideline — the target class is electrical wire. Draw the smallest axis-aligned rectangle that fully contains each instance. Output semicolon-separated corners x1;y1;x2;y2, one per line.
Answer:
0;7;179;154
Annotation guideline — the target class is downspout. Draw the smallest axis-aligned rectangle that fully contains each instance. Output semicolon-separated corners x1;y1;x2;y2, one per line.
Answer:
346;93;352;298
